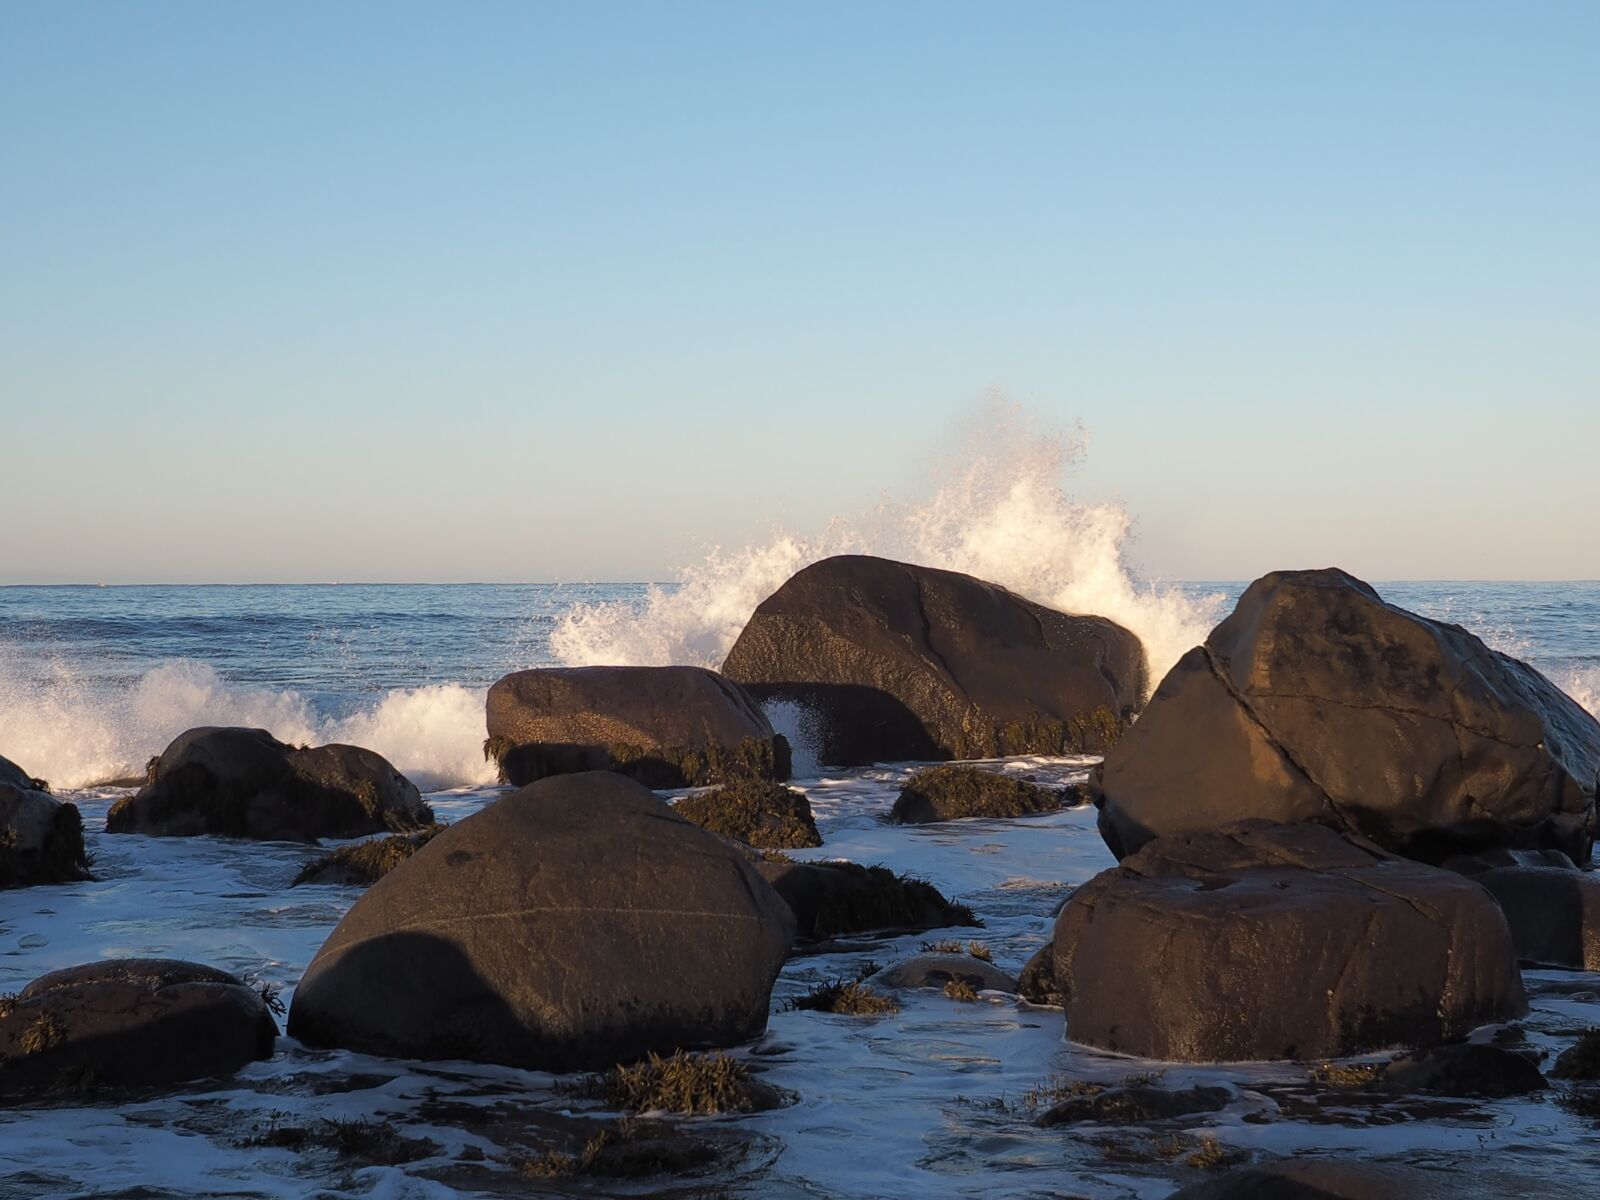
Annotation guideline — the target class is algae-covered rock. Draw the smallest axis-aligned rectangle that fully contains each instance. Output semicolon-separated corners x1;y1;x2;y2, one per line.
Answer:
0;959;278;1096
292;825;447;886
890;764;1069;824
672;780;821;849
484;665;789;788
105;727;432;843
756;859;979;940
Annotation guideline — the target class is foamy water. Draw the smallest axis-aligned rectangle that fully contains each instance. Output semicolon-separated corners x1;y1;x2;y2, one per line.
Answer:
552;399;1224;685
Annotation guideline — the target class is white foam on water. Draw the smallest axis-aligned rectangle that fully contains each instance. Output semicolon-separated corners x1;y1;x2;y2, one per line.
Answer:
550;396;1224;690
0;655;497;791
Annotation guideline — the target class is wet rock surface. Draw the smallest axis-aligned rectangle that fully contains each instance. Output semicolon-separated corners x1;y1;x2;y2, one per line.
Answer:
722;554;1146;765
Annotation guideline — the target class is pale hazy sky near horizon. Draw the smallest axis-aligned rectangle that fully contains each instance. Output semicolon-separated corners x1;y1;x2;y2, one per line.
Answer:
3;2;1596;585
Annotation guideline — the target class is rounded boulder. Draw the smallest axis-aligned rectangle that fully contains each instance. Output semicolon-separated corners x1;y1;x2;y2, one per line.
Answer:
288;771;796;1072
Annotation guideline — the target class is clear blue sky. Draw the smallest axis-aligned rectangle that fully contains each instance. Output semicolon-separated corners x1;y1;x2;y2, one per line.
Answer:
3;2;1596;583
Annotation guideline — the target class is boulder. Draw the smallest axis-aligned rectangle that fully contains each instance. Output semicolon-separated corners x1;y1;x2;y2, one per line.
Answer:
890;765;1069;824
1051;822;1526;1062
105;727;432;843
672;779;821;849
874;953;1017;993
0;753;90;888
288;772;794;1072
484;666;789;788
1442;851;1600;970
1095;569;1600;864
291;825;446;887
755;859;979;940
721;555;1145;766
0;959;278;1096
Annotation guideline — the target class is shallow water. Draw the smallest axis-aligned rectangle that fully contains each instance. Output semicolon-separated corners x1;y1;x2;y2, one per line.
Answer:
4;757;1600;1199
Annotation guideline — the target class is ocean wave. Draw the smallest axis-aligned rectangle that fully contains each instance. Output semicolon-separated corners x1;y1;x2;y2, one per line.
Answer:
550;396;1225;689
0;657;497;792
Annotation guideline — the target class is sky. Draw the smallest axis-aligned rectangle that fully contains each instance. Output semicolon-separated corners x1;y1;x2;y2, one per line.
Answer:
2;1;1596;584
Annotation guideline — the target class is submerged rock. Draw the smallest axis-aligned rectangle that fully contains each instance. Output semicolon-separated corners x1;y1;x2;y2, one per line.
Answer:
1375;1042;1545;1098
1037;1083;1230;1126
1095;569;1600;864
105;727;432;843
889;764;1070;824
755;859;979;940
292;825;446;886
721;554;1145;766
484;665;789;788
672;780;821;849
288;772;794;1072
0;959;278;1096
1166;1158;1567;1199
1551;1029;1600;1080
1051;822;1526;1062
0;753;90;889
874;953;1016;994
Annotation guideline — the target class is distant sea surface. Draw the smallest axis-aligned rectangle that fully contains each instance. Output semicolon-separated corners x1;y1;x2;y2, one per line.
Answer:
1;580;1596;791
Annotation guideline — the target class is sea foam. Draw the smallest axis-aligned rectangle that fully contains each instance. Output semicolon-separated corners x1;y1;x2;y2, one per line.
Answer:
551;397;1225;689
0;657;497;792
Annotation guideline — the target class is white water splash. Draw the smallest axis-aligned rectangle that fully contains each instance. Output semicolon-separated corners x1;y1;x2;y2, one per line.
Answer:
0;657;497;792
551;397;1224;690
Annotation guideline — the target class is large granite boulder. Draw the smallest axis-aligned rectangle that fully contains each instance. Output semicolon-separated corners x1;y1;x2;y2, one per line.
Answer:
1096;569;1600;864
0;959;279;1096
0;753;90;888
1445;848;1600;969
288;771;795;1072
105;727;432;843
483;666;789;788
1051;822;1526;1062
721;555;1145;766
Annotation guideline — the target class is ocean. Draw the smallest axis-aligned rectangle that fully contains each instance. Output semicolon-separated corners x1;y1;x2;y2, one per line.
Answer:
1;575;1598;1198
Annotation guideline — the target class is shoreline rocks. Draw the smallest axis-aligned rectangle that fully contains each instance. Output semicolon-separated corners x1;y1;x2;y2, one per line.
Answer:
288;772;794;1072
0;959;278;1096
1051;822;1526;1062
1095;568;1600;865
890;764;1072;824
484;665;789;788
755;859;980;941
105;727;432;843
672;780;821;850
722;554;1145;766
1;753;91;889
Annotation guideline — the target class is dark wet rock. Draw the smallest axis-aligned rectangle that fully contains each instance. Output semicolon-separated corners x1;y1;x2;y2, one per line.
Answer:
1052;821;1526;1062
890;764;1068;824
0;753;90;889
484;665;788;788
1442;847;1580;874
721;554;1146;766
1552;1029;1600;1080
672;779;821;849
105;727;432;843
874;952;1016;993
1460;863;1600;970
1095;569;1600;864
1018;941;1062;1006
289;772;794;1072
1037;1083;1230;1126
1375;1041;1545;1097
755;859;979;940
0;958;278;1095
292;825;446;886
